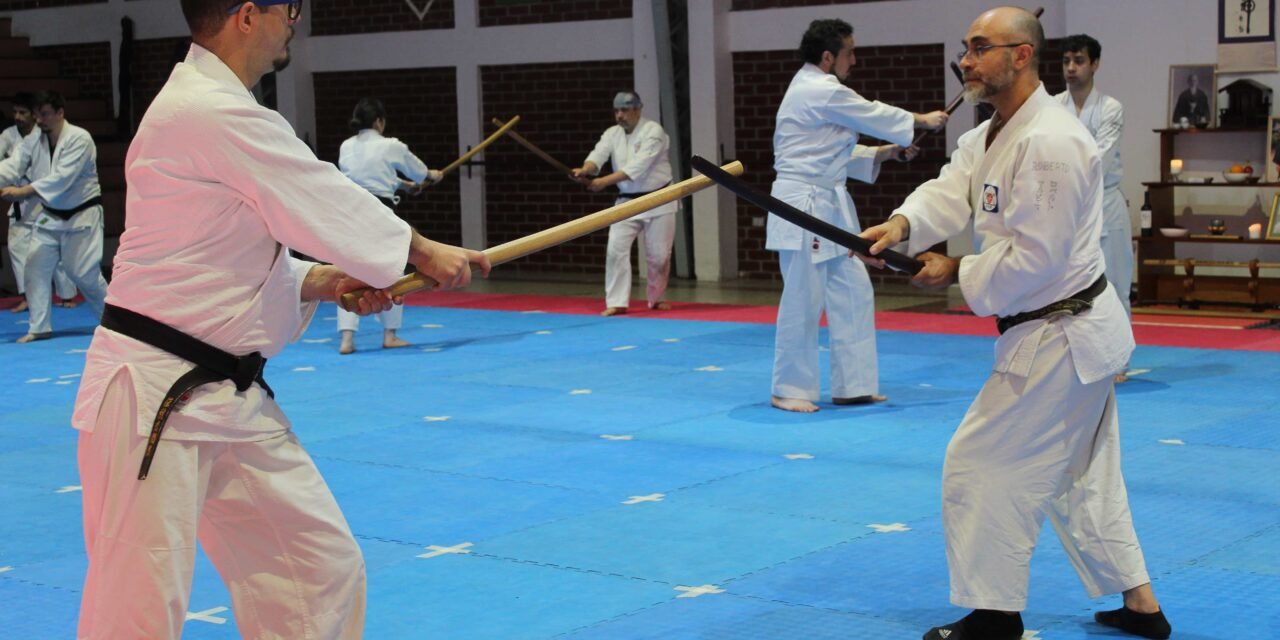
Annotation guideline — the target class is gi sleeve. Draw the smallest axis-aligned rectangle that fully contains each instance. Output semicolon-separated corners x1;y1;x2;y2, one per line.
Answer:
821;87;915;148
288;255;321;341
894;127;983;256
390;138;430;183
617;125;667;180
847;144;881;184
191;98;411;289
1095;98;1123;186
584;127;615;172
958;132;1099;317
30;130;94;203
0;134;32;187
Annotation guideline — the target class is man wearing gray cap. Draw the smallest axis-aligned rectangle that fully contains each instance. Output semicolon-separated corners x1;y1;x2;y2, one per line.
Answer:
571;91;676;316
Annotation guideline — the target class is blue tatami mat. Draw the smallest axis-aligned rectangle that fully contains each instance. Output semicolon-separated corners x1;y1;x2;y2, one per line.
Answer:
0;301;1277;638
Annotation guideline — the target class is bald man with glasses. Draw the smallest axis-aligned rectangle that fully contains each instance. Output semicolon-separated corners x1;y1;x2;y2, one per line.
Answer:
861;8;1169;640
70;0;488;637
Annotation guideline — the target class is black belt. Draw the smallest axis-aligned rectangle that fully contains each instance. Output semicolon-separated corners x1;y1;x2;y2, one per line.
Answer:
100;304;273;480
996;274;1108;335
616;184;669;200
377;196;397;210
44;195;102;221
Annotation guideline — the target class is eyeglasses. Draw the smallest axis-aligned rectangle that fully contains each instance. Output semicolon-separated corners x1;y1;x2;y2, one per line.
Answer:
955;42;1030;63
227;0;302;22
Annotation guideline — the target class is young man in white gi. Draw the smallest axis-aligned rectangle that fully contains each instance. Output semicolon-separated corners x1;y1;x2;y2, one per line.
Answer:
0;91;108;342
2;93;79;313
860;8;1170;640
1056;33;1133;383
768;18;948;413
336;96;443;355
69;1;488;638
571;91;676;316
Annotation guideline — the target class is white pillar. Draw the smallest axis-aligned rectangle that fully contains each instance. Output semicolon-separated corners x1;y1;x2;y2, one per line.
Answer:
688;0;737;281
455;0;486;250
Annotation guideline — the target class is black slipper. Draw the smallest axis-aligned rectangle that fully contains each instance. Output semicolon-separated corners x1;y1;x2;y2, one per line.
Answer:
1094;606;1171;639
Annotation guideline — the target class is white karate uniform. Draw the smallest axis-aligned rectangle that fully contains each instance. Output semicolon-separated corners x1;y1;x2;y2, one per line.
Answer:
335;128;430;334
0;121;107;334
1;125;75;299
583;117;677;308
71;44;411;640
767;63;914;401
1055;88;1131;316
894;84;1150;611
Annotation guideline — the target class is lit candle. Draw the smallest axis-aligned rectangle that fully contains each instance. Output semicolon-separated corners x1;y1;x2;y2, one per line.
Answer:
1249;223;1263;239
1169;159;1183;178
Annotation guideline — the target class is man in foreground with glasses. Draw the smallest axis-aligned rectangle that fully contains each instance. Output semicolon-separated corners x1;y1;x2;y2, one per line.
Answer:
70;0;487;637
859;7;1170;640
767;18;947;413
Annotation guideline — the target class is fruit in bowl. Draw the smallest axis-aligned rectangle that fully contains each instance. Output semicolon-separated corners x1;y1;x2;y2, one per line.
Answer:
1159;226;1188;238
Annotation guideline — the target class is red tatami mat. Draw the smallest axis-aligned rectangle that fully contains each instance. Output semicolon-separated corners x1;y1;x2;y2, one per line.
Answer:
405;291;1280;352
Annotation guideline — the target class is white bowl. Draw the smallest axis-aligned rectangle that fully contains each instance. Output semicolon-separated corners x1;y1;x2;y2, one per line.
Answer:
1159;227;1189;238
1222;172;1248;183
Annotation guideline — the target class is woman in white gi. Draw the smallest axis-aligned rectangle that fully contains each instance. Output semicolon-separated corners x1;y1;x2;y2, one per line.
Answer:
768;18;947;413
570;91;677;316
1055;33;1134;383
336;97;441;355
860;8;1169;640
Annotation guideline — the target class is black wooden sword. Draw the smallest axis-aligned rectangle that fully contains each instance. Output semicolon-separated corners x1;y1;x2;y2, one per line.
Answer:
689;155;924;275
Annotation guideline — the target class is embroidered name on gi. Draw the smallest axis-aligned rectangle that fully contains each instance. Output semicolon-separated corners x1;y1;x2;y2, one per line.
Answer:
1031;160;1070;173
982;184;1000;213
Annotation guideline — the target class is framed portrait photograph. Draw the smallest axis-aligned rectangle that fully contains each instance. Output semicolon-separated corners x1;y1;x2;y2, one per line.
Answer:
1268;117;1280;182
1168;65;1217;128
1269;193;1280;239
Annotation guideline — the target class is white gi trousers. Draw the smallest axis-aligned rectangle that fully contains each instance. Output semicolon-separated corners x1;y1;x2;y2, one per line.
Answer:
943;323;1150;611
772;249;878;401
78;370;367;640
6;217;76;298
336;303;403;333
604;213;676;309
25;212;107;335
1099;188;1133;318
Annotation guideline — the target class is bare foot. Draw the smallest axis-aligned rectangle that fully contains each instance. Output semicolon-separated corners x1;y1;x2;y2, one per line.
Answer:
59;300;81;309
338;339;355;355
383;333;411;349
771;396;819;413
832;394;888;405
601;307;628;317
650;301;671;311
11;299;28;313
16;332;51;344
1114;372;1129;383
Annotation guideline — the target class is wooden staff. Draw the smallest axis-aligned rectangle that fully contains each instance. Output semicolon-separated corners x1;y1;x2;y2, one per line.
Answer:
340;161;745;306
690;156;923;274
910;6;1044;147
438;115;521;176
491;117;574;175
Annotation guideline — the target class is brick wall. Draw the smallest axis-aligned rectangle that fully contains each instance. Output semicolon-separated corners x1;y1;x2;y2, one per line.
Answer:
310;0;454;36
478;0;629;27
733;44;947;282
33;41;111;100
480;60;635;276
313;68;462;246
0;0;102;8
127;37;190;130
